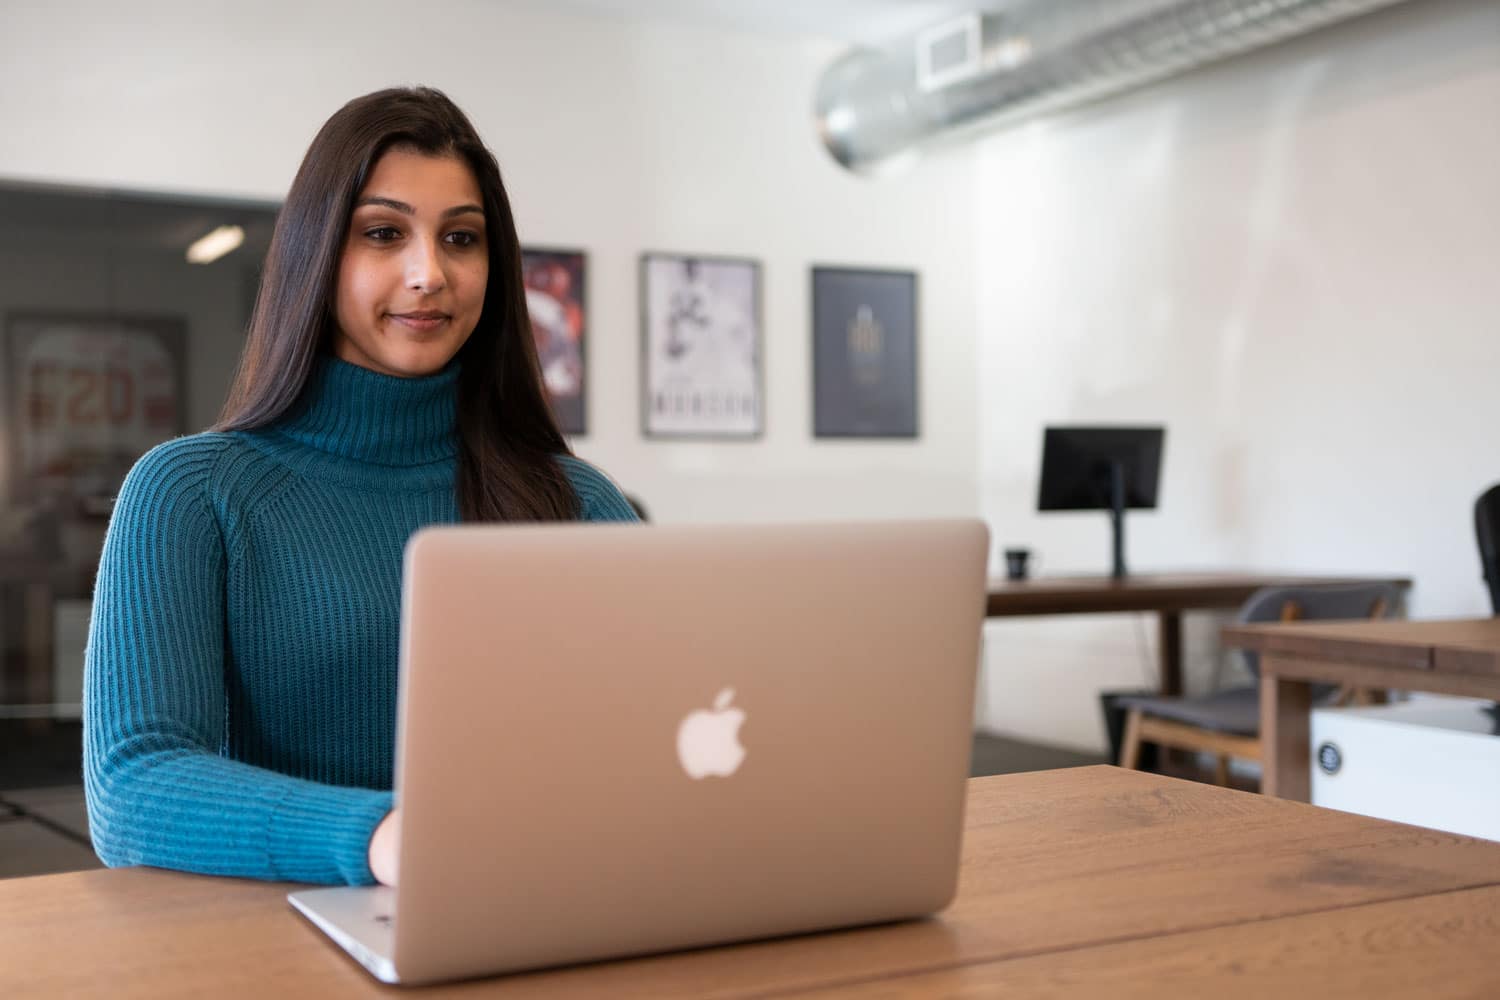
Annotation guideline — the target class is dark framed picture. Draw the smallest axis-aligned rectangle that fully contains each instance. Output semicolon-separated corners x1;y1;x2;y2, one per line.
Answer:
4;311;187;512
521;247;587;435
640;252;762;439
811;266;919;438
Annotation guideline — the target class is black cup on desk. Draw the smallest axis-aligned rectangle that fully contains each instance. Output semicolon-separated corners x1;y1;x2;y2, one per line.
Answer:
1004;547;1032;581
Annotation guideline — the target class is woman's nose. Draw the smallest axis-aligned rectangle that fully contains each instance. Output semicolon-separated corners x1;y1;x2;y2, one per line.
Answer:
405;239;447;294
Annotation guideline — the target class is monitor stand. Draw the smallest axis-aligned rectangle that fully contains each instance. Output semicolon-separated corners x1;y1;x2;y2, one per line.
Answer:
1108;459;1128;579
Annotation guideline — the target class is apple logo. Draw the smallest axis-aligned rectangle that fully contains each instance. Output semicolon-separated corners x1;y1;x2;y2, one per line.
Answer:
676;688;747;779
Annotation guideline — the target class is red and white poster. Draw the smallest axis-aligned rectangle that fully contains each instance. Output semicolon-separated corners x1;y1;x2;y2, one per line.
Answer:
520;248;587;436
6;314;185;509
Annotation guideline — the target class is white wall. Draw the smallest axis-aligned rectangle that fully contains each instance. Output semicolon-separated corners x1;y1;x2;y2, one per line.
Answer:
0;0;981;524
6;0;1492;752
975;0;1500;751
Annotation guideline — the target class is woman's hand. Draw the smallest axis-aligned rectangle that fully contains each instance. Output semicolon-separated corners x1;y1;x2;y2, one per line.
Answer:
368;808;402;886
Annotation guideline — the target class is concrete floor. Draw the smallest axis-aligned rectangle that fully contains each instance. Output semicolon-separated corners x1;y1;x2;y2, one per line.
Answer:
0;719;101;879
0;787;99;879
0;733;1107;881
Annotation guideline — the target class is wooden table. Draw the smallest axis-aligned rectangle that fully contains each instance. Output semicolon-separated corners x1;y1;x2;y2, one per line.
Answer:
5;766;1500;998
1222;616;1500;801
987;573;1411;695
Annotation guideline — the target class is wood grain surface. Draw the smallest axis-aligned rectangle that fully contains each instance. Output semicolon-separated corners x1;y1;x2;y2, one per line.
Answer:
794;884;1500;999
987;574;1411;617
3;767;1497;998
1223;617;1500;674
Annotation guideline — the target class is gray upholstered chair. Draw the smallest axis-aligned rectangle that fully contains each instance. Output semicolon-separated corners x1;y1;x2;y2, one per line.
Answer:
1117;582;1404;787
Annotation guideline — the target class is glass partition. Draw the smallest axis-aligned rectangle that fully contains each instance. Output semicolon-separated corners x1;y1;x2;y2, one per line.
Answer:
0;181;276;785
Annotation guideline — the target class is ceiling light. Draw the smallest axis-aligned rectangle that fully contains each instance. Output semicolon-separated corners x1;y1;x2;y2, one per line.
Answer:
186;224;245;264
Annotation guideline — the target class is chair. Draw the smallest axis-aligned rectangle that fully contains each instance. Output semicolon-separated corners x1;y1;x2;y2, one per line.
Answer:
1477;483;1500;613
625;494;651;523
1475;484;1500;728
1117;582;1402;787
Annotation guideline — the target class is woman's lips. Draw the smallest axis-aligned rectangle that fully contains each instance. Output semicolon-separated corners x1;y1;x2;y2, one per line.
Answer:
388;312;450;332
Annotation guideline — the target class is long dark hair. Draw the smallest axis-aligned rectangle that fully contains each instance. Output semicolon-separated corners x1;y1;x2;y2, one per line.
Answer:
217;86;578;521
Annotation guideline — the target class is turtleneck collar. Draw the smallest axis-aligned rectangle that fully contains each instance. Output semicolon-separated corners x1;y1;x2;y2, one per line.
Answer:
273;355;459;468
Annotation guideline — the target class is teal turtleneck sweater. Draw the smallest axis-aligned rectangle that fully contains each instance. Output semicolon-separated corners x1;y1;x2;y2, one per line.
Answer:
83;357;637;885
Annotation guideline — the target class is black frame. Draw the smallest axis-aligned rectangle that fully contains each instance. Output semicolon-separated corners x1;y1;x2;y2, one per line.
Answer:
639;251;764;440
810;265;919;439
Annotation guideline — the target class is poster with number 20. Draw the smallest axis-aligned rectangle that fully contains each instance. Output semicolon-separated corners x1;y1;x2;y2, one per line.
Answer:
5;314;185;507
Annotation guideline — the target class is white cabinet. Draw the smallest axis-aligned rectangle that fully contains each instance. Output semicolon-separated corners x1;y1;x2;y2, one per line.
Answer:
1311;698;1500;841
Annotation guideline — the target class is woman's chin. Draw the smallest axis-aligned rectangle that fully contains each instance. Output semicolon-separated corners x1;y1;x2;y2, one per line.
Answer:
381;352;455;378
335;334;468;378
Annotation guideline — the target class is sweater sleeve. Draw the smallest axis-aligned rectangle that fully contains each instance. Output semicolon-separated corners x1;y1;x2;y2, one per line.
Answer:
83;439;392;885
560;455;643;522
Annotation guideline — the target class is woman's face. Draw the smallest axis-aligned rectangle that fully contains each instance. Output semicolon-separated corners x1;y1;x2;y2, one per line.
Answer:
333;149;489;378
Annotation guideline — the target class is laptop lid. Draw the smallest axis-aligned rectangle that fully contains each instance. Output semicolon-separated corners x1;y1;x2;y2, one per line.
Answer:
390;519;989;984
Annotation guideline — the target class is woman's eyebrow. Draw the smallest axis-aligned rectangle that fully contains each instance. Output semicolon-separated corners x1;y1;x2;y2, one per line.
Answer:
355;196;413;213
353;197;484;220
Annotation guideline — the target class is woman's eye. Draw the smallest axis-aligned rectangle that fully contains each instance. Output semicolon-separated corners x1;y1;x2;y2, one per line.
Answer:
364;225;401;241
446;231;481;248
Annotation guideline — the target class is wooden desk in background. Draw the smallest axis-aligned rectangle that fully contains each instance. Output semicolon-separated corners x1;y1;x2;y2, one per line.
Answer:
1223;616;1500;801
5;767;1499;998
986;573;1411;696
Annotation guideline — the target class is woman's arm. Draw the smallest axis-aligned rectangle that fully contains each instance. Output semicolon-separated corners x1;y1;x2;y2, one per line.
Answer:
84;439;392;885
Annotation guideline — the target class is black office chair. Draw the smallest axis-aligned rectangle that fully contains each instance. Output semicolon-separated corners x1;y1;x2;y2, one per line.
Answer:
1474;484;1500;731
1477;483;1500;614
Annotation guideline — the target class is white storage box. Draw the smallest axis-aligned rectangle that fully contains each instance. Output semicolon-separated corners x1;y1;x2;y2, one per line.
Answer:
1310;698;1500;841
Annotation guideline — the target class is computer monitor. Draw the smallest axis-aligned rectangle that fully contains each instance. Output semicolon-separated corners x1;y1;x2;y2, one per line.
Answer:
1037;426;1165;578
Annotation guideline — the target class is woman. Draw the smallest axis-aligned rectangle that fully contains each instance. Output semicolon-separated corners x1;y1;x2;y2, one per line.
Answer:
83;87;637;887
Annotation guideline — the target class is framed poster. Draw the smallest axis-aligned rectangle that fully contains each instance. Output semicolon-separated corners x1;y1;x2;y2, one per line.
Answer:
640;252;762;439
520;246;587;435
811;266;919;438
4;312;186;513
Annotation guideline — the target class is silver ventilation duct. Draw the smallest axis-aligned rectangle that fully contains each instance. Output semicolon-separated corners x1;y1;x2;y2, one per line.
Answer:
815;0;1415;173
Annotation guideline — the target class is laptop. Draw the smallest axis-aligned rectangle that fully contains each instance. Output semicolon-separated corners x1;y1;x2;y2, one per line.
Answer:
289;518;989;985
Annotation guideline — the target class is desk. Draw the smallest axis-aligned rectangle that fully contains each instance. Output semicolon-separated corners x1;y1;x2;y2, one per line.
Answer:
5;767;1500;997
987;573;1411;695
1222;617;1500;801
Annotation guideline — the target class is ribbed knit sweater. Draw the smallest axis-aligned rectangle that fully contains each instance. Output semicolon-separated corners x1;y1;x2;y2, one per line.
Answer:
83;356;637;885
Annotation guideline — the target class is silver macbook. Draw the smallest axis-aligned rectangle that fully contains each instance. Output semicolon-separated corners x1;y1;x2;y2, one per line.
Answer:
290;518;989;985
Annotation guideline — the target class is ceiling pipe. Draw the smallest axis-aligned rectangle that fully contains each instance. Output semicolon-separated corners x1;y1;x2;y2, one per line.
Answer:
814;0;1416;174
